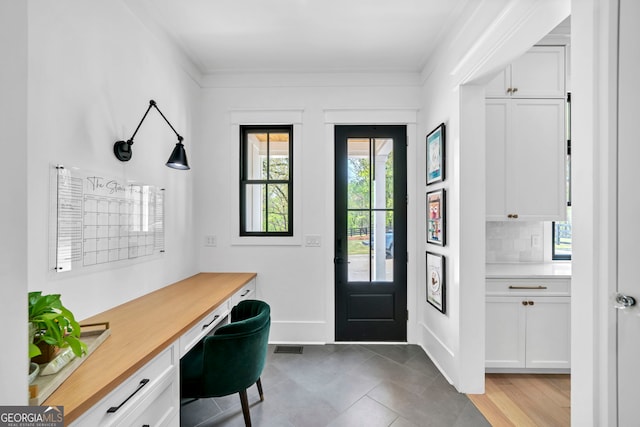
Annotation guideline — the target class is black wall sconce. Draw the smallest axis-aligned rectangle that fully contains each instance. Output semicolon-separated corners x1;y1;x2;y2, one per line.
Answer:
114;99;190;170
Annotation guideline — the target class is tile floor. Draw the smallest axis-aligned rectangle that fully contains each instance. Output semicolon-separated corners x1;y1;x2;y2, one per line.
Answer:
180;344;490;427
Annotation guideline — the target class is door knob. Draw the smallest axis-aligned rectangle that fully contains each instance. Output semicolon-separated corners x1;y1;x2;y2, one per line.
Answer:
615;293;636;310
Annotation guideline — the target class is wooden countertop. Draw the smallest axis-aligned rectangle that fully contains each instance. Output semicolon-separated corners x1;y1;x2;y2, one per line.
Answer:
43;272;257;424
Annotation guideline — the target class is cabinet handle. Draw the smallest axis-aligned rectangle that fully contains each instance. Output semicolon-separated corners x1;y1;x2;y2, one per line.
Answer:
202;315;220;330
512;87;518;93
107;379;149;413
528;301;535;306
240;289;251;297
522;300;528;306
506;87;513;94
507;214;519;219
509;285;547;290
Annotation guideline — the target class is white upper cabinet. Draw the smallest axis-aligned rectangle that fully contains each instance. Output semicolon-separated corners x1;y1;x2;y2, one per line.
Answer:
486;98;566;221
486;46;566;99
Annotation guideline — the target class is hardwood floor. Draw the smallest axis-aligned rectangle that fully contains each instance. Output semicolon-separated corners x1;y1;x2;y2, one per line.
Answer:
468;374;571;427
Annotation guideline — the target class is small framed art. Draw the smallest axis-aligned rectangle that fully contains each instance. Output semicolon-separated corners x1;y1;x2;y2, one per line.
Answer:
426;252;446;314
426;123;445;185
426;188;445;246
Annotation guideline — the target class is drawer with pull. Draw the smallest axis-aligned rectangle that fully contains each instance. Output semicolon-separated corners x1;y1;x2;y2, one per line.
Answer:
231;278;256;306
70;344;177;426
178;301;230;357
486;278;570;296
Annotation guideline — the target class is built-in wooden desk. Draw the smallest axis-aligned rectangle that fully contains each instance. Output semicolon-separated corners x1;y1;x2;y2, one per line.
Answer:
44;272;256;425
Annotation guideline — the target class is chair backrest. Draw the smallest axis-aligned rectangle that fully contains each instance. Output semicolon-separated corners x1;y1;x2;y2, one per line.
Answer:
199;300;270;397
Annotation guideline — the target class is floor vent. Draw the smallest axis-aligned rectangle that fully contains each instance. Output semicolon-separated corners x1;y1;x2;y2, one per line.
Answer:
274;345;304;354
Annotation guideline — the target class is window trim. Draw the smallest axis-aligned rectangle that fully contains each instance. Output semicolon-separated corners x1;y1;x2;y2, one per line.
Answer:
239;125;294;237
228;108;303;246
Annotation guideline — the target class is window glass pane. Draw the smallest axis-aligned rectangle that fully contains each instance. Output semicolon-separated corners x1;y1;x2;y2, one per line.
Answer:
347;210;370;282
373;138;394;210
553;206;572;259
245;133;267;180
348;138;370;209
372;211;393;282
244;184;266;232
268;133;290;180
266;184;289;233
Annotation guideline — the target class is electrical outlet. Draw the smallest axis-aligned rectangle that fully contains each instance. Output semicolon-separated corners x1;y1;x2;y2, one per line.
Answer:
305;235;321;247
204;235;217;247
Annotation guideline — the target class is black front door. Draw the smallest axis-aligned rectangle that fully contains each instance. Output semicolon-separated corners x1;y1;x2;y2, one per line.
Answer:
335;125;407;341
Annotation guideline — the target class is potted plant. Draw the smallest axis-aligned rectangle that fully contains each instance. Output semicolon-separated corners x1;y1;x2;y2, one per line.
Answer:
29;291;87;364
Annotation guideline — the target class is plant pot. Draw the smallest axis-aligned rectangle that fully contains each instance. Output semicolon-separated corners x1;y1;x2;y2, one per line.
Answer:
31;342;58;364
28;362;39;384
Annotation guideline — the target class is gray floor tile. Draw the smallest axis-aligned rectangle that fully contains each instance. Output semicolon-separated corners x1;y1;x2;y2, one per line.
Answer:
180;344;489;427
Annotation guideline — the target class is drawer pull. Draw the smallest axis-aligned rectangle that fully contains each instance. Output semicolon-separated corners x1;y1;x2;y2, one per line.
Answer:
202;315;220;330
240;289;251;297
508;285;548;290
107;378;149;413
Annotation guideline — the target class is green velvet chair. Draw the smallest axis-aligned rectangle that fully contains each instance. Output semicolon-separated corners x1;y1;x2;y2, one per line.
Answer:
181;300;271;427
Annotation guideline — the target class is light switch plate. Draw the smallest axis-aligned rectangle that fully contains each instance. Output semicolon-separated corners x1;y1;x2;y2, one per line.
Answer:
204;235;217;247
305;235;321;247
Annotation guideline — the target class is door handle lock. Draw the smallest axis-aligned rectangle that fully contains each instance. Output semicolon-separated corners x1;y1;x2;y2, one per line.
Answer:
615;293;636;310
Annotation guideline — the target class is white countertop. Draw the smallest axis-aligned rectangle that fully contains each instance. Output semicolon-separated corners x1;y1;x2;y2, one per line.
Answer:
486;262;572;278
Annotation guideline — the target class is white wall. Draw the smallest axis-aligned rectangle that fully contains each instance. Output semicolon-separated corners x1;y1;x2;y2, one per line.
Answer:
195;73;420;343
0;0;29;405
416;0;570;393
25;0;201;322
571;0;618;425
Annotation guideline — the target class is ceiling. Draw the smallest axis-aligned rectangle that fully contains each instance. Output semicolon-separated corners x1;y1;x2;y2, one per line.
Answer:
124;0;471;74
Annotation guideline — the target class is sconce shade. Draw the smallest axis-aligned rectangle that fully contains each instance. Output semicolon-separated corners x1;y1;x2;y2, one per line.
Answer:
166;141;190;170
114;100;189;170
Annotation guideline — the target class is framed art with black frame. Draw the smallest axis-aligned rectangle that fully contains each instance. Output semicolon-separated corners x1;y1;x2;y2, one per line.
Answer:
426;252;446;314
426;123;445;185
426;188;445;246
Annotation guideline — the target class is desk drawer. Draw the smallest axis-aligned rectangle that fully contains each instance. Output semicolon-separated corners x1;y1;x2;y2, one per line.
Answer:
71;344;176;427
231;278;256;306
486;278;571;296
179;302;230;357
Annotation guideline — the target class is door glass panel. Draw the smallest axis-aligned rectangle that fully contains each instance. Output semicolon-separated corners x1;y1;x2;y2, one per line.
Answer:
244;184;266;232
245;133;267;180
372;211;393;282
347;138;370;209
348;211;370;282
373;138;394;209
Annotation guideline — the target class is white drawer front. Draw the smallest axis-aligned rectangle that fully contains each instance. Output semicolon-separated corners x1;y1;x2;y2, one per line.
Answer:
231;278;256;307
71;344;176;427
486;278;570;296
179;301;230;357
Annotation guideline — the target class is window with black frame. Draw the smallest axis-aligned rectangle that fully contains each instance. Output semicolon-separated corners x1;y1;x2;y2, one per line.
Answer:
553;93;571;260
240;125;293;236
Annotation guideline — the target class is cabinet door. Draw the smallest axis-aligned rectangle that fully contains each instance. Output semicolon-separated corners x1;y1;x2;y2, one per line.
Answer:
485;100;509;220
508;99;566;220
511;46;565;98
486;297;526;369
525;297;571;369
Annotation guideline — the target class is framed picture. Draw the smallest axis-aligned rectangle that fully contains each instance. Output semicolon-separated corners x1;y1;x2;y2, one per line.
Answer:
426;252;446;313
426;123;445;185
426;189;445;246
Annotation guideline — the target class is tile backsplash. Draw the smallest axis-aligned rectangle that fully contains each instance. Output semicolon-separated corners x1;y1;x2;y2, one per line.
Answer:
486;221;545;263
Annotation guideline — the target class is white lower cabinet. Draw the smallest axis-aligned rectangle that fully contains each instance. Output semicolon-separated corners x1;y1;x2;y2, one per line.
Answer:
486;279;571;371
71;344;179;427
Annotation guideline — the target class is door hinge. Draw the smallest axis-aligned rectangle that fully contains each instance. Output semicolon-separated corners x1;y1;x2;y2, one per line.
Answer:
406;310;409;321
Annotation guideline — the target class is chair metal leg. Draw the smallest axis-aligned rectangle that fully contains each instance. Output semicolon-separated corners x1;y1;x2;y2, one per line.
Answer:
239;389;252;427
256;377;264;402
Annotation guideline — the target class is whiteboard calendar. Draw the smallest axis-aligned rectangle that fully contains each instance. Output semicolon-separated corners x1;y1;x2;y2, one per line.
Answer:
52;165;164;273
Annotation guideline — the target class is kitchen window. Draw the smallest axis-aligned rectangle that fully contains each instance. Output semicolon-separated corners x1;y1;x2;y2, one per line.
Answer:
240;125;293;236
